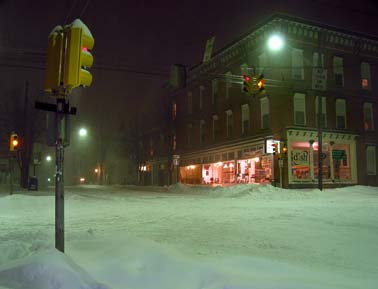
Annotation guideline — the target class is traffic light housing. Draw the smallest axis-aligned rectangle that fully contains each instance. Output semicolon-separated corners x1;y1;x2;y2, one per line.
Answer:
242;75;252;94
282;144;288;156
64;19;95;89
44;26;64;92
10;132;19;151
256;74;265;92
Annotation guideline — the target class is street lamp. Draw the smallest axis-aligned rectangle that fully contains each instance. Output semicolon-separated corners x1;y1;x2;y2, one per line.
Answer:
78;128;87;137
267;34;284;51
46;155;52;162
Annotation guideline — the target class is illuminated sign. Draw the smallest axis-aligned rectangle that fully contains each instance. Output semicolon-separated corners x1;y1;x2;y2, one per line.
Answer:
266;139;280;154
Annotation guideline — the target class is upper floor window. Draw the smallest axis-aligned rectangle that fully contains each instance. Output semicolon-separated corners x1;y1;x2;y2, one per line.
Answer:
258;52;267;75
240;63;248;75
294;93;306;125
172;101;177;120
363;102;374;131
172;134;176;152
225;109;233;138
315;96;327;128
187;123;193;146
333;56;344;86
241;104;250;135
225;71;232;99
366;146;377;175
212;114;220;141
200;120;206;144
199;85;205;110
291;48;304;80
211;79;218;105
335;98;347;129
312;52;324;68
260;97;270;129
361;62;371;90
187;92;193;114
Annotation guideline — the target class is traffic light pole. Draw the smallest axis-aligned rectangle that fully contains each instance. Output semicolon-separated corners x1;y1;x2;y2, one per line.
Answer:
55;97;66;253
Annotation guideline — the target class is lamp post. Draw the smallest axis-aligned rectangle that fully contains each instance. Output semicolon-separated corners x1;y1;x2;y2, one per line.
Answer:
267;33;324;190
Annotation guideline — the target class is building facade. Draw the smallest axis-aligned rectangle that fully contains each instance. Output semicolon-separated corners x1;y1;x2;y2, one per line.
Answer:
164;15;378;188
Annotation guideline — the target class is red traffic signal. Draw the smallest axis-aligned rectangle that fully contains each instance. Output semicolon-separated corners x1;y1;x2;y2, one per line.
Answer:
243;75;252;94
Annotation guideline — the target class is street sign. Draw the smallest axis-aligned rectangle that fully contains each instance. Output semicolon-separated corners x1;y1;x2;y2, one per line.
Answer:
312;68;327;91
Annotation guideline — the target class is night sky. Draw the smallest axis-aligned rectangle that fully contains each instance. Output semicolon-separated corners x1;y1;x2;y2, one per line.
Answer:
1;0;378;131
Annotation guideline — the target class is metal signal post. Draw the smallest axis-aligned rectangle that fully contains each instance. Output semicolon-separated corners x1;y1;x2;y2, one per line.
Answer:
37;18;94;253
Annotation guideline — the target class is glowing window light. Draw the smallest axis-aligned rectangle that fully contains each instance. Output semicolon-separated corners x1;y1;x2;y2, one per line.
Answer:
80;177;85;183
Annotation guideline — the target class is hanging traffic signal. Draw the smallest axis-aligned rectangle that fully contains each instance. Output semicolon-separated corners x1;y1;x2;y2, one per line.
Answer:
10;132;19;151
64;19;95;89
44;26;64;92
256;74;265;92
242;75;252;94
282;144;288;156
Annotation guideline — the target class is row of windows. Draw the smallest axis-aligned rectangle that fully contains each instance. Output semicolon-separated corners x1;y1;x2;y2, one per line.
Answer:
294;93;375;131
185;51;373;115
184;97;375;146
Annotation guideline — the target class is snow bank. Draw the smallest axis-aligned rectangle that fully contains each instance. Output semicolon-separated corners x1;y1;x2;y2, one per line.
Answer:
167;182;323;199
0;249;109;289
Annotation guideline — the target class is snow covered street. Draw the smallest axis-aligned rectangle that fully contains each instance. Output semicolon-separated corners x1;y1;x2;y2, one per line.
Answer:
0;184;377;289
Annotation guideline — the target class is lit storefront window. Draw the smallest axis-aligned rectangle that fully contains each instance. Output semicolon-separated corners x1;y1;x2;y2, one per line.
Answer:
291;141;311;180
290;140;352;182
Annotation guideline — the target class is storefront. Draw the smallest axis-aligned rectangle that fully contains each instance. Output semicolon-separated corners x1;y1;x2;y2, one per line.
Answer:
179;139;273;186
287;129;357;185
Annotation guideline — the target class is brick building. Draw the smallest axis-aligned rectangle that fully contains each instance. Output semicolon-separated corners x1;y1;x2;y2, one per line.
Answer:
145;14;378;188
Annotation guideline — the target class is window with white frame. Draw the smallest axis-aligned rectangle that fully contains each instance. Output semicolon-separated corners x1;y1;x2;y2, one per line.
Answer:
361;62;371;90
212;114;219;141
199;85;205;110
240;63;248;75
312;52;324;68
225;109;233;138
258;52;267;75
291;48;304;80
260;97;270;129
241;104;250;135
187;91;192;114
333;56;344;86
366;146;376;175
294;93;306;125
315;96;327;128
363;102;374;131
200;120;206;143
211;79;218;105
225;71;232;99
335;98;347;129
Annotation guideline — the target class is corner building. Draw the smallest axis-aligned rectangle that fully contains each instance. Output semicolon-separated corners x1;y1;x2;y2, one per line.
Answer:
172;15;378;188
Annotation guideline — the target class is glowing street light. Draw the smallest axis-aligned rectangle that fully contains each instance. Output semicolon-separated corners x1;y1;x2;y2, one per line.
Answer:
268;34;284;51
46;155;52;162
78;128;87;137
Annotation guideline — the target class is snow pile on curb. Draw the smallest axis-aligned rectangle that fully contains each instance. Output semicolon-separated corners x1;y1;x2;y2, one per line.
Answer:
0;249;109;289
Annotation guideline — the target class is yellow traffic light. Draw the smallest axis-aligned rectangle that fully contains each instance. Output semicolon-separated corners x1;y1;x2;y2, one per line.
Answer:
44;26;64;92
256;74;265;92
64;19;95;89
10;133;19;151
